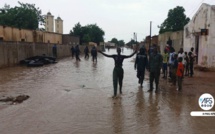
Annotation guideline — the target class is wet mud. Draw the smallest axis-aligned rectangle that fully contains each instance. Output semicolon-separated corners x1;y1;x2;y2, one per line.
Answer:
0;48;214;134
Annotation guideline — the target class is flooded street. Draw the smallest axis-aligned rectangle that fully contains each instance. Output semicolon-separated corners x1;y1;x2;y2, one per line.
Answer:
0;48;214;134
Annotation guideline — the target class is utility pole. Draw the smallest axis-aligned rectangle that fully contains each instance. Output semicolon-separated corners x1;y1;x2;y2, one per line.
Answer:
149;21;152;49
134;32;138;50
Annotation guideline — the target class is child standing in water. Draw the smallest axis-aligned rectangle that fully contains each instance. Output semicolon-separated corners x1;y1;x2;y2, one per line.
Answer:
176;57;184;91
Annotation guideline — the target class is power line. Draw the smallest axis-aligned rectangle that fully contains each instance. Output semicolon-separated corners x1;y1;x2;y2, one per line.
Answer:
188;0;206;17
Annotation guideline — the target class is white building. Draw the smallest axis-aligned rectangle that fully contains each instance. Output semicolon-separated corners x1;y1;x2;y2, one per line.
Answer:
44;12;63;34
45;12;54;32
184;3;215;68
55;17;63;34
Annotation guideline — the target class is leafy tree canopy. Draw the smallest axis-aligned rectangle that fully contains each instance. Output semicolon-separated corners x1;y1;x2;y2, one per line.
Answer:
109;38;125;47
0;1;44;30
159;6;190;34
126;39;137;47
70;22;105;45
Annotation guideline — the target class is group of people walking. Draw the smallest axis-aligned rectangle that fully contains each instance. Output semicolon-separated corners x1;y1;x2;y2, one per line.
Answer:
100;44;196;98
69;44;196;98
99;45;163;97
70;45;98;62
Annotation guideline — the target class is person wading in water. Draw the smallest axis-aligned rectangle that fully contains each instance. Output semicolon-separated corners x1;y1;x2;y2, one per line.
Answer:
134;47;148;87
99;47;137;98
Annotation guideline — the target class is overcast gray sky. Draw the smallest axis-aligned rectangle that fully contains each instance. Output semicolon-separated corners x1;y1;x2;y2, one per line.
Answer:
1;0;215;43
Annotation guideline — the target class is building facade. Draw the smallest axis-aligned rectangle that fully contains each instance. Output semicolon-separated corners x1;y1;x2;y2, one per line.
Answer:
0;25;81;45
184;3;215;68
159;31;183;54
45;12;54;32
55;17;63;34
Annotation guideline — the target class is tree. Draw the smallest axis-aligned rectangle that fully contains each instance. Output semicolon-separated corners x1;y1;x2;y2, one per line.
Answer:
126;39;136;47
118;40;125;46
159;6;190;34
110;38;118;46
82;34;91;43
0;1;44;30
70;23;105;45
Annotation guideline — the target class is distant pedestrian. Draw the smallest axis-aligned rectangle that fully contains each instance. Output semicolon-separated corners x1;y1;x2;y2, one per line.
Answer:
99;47;137;97
52;44;57;58
75;45;81;61
172;54;178;85
184;52;189;76
91;46;97;62
71;46;75;59
84;46;89;59
168;48;175;79
178;48;185;65
189;47;196;76
148;46;163;92
134;47;148;87
176;57;184;91
188;51;194;77
162;49;169;78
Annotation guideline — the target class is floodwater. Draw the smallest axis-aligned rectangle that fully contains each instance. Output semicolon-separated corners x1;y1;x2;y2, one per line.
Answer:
0;48;214;134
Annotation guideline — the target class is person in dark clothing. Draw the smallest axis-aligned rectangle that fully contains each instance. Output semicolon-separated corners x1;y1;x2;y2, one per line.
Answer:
99;47;137;97
184;52;189;76
148;47;163;92
134;47;148;87
168;48;175;79
75;45;81;61
91;46;97;62
71;46;75;59
52;44;57;58
189;47;196;76
188;52;194;77
84;46;89;59
172;54;178;85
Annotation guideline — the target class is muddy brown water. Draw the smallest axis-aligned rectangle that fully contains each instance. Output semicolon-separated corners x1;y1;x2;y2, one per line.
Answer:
0;48;214;134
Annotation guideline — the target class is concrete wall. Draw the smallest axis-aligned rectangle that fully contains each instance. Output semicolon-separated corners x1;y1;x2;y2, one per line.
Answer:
144;35;158;51
0;42;103;68
159;31;183;54
0;25;62;44
62;35;80;45
183;3;215;68
0;42;71;68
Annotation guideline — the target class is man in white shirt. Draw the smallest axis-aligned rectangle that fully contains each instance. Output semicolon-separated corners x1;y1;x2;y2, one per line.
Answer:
178;48;185;65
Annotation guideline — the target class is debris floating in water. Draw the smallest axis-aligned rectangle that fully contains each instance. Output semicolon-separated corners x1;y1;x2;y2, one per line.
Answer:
0;95;30;104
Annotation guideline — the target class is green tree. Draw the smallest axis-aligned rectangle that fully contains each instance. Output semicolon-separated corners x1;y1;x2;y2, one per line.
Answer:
82;34;91;43
70;23;105;45
126;39;136;47
0;1;44;30
110;38;118;46
118;40;125;46
159;6;190;34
